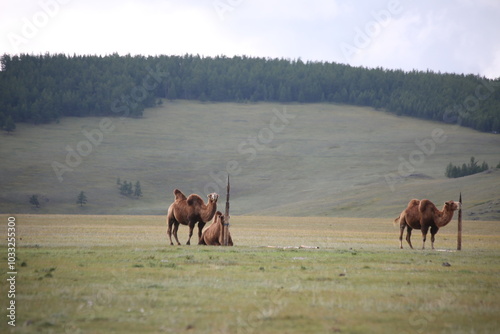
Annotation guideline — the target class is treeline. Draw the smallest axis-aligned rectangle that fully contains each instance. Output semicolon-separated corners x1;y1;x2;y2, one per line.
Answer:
1;53;500;132
445;157;490;178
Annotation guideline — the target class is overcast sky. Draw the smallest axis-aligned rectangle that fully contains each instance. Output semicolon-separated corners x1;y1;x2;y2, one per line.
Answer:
1;0;499;78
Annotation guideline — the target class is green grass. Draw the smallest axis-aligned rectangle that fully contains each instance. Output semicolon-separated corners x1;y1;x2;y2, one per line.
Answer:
1;214;499;333
1;101;499;219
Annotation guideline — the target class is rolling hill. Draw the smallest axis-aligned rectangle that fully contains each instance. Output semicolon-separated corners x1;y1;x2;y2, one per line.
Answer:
1;100;499;219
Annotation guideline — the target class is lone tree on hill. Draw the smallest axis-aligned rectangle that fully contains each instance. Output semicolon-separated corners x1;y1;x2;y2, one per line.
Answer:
29;194;40;208
76;191;88;207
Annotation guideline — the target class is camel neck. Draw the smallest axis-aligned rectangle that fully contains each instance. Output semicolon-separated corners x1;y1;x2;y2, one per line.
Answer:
200;201;217;221
436;206;455;227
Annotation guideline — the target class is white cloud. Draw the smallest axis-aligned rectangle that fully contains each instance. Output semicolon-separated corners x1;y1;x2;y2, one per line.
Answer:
334;2;500;77
238;0;340;21
12;1;227;56
481;48;500;79
347;13;421;70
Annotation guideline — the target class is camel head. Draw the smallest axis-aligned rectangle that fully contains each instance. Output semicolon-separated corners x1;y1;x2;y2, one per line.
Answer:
207;193;219;203
445;200;461;211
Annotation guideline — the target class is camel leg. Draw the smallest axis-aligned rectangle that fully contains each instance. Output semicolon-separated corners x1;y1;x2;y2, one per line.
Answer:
172;223;181;246
399;223;406;249
167;221;173;245
421;225;429;250
430;226;439;250
198;222;206;244
186;223;195;245
406;227;414;249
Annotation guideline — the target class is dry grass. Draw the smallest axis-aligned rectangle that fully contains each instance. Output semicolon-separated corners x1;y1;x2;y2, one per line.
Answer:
1;214;499;333
1;101;499;219
11;214;498;250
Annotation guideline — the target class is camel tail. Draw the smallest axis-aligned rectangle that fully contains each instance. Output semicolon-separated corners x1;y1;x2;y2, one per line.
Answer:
393;216;400;227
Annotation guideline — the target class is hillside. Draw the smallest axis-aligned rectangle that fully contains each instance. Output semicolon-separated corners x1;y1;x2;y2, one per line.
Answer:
1;100;499;219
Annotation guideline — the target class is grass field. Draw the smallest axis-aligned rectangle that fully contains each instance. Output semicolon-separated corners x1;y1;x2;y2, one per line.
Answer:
1;214;499;333
1;100;499;219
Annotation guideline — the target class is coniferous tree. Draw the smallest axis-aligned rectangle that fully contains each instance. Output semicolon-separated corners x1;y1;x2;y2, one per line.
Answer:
120;180;133;196
134;181;142;198
446;162;458;178
76;191;88;207
29;194;40;208
119;180;127;195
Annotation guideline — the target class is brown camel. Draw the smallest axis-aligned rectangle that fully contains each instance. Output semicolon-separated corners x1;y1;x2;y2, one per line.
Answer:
394;199;460;249
166;189;218;245
418;199;461;250
394;199;420;249
199;211;233;246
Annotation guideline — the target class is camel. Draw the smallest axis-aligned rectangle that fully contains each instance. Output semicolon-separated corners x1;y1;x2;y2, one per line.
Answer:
418;199;461;250
394;199;421;249
199;211;233;246
394;199;460;249
166;189;219;245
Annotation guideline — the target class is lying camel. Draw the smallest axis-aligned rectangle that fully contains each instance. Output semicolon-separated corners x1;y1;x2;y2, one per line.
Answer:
199;211;233;246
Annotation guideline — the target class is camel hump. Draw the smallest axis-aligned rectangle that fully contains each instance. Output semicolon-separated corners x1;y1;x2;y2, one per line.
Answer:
187;194;204;206
409;199;420;206
419;199;431;206
418;199;433;212
173;189;187;201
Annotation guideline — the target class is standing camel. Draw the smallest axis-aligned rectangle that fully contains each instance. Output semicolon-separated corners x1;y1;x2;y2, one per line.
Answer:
394;199;461;249
166;189;218;245
418;199;461;250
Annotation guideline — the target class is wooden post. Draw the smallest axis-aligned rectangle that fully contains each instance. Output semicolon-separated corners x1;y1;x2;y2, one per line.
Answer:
457;192;462;251
223;174;230;246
